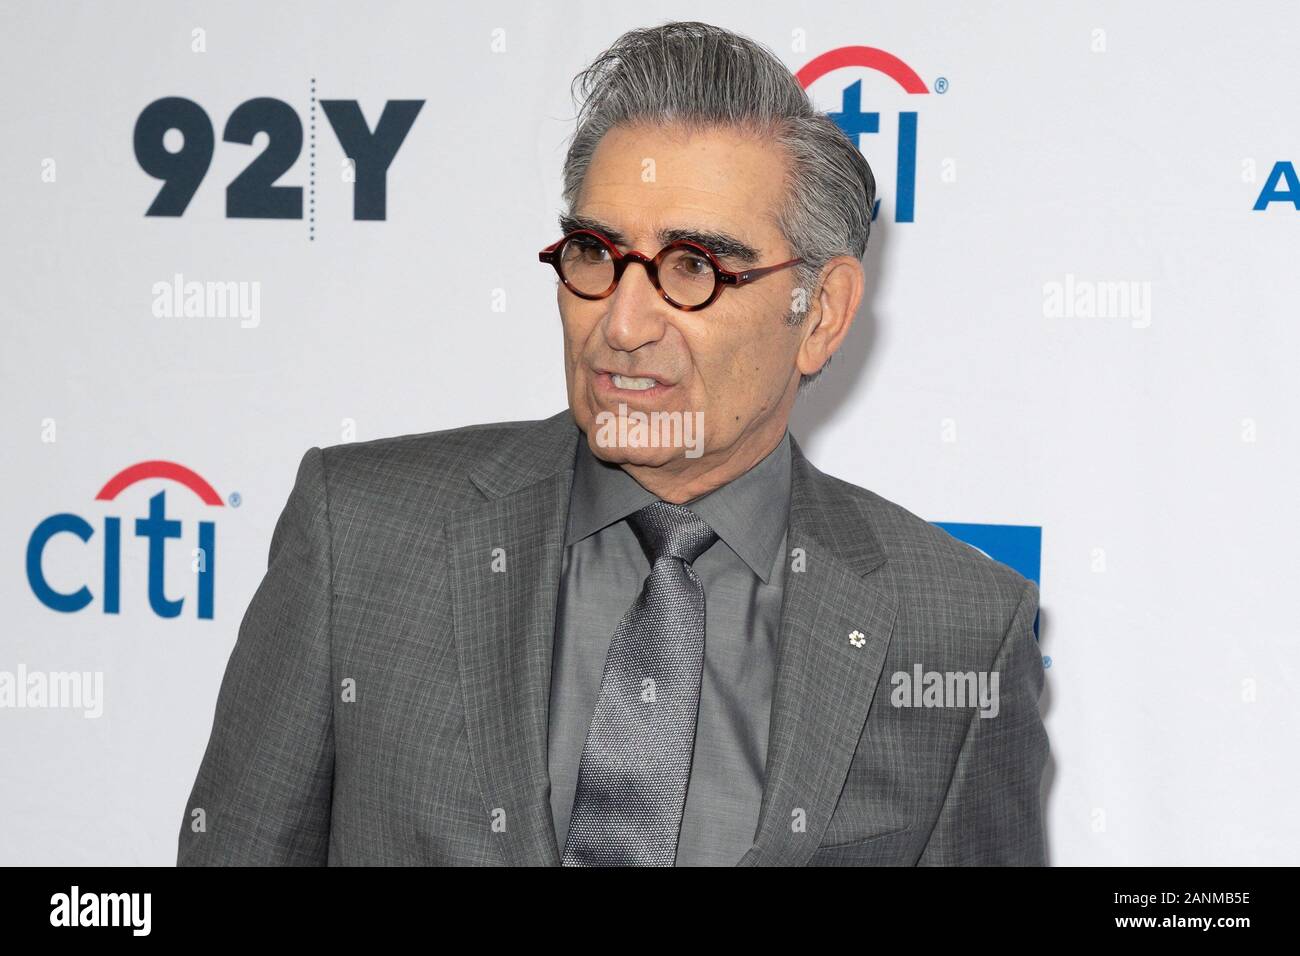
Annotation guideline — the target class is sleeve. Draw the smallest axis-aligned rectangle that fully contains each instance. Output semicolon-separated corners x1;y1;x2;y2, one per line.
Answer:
917;578;1049;866
177;446;336;865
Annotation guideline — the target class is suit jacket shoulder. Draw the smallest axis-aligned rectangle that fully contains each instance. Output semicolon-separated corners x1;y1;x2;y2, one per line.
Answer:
310;412;577;570
792;447;1034;650
319;415;551;512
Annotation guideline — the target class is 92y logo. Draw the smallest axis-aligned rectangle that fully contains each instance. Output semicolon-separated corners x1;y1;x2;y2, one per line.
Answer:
133;96;424;220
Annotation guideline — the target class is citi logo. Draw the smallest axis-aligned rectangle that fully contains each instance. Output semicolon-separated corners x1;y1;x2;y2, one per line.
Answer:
798;46;934;223
26;461;227;619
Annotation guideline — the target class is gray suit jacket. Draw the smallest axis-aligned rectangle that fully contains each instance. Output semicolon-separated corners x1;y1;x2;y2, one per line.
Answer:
177;409;1048;866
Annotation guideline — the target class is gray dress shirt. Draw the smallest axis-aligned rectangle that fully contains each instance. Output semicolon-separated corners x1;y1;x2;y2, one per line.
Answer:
547;430;793;866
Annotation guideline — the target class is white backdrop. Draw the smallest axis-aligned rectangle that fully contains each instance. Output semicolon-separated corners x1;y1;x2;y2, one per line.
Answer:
2;0;1296;865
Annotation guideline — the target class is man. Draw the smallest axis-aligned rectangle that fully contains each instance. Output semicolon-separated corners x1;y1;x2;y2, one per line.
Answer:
178;21;1047;866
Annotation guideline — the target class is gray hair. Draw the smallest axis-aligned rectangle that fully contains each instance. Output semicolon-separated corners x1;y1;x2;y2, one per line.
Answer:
560;20;876;392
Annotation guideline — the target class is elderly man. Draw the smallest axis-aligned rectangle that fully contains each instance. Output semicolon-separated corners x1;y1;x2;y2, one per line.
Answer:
179;21;1047;866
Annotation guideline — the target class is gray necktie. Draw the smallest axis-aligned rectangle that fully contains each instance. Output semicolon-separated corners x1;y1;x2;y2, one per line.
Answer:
562;500;719;866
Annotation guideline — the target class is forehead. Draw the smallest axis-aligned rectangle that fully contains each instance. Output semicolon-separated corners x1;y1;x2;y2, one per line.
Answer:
576;122;789;248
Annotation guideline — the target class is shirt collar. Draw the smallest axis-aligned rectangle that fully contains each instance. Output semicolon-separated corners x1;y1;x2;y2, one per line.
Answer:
565;430;793;585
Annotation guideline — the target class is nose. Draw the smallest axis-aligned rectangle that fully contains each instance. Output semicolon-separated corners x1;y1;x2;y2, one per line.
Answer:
602;257;669;353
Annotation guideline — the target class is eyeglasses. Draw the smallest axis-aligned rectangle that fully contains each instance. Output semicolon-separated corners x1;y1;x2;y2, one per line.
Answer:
538;228;803;312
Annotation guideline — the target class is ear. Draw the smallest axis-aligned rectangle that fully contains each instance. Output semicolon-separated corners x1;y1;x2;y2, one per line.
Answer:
796;256;865;378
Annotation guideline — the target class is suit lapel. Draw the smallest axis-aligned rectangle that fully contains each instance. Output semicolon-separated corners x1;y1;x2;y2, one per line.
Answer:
447;411;579;866
738;435;898;866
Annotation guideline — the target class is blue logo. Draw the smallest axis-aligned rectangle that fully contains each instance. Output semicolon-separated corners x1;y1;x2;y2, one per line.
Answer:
1253;161;1300;210
934;522;1042;639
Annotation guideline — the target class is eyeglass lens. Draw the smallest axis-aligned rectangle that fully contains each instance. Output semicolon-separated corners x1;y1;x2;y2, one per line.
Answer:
559;235;717;307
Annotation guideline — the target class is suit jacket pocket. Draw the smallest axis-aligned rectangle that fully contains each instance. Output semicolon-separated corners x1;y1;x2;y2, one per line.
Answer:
806;823;917;867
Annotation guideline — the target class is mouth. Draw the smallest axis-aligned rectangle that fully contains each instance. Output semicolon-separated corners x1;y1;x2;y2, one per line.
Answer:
594;369;676;398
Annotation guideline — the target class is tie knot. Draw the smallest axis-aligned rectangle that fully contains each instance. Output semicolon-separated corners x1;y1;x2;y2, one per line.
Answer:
628;501;718;566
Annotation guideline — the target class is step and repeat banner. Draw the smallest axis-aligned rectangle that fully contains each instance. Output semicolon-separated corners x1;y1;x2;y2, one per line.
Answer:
1;1;1295;865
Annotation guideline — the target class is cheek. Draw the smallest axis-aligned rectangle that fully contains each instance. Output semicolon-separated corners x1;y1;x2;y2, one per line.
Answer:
707;314;795;400
561;302;601;352
558;308;584;363
685;322;757;400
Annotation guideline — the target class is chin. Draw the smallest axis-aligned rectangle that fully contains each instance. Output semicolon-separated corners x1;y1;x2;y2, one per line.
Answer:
585;432;681;468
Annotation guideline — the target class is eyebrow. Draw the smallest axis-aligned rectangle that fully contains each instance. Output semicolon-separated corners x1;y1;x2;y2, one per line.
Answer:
558;213;761;265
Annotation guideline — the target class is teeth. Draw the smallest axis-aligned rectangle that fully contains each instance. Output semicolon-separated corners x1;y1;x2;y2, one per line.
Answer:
612;374;657;390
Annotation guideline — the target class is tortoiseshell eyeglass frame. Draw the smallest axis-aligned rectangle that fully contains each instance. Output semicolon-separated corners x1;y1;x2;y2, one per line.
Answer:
539;228;804;312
